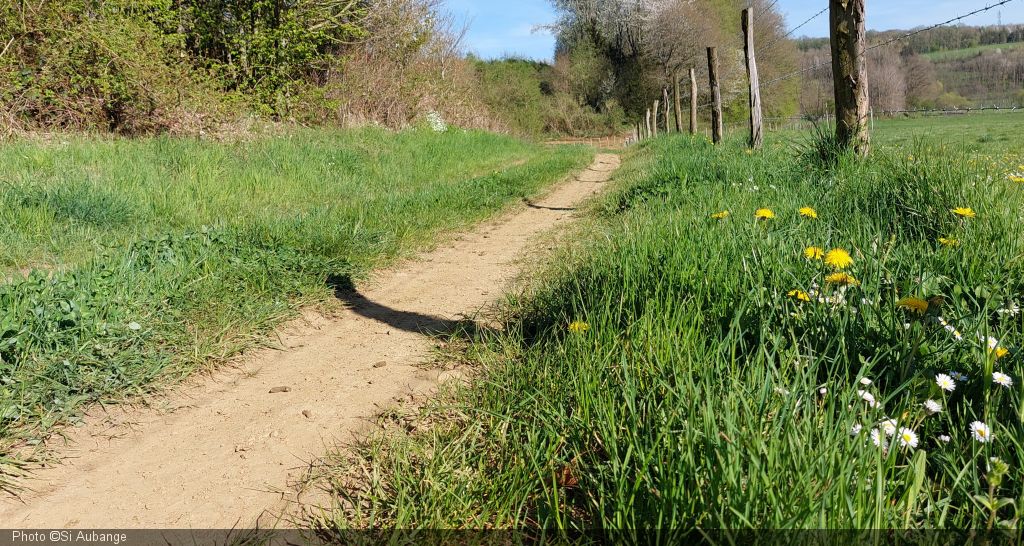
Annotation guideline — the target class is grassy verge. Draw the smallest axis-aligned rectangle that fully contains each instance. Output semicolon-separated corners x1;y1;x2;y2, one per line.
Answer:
317;121;1024;530
0;128;592;482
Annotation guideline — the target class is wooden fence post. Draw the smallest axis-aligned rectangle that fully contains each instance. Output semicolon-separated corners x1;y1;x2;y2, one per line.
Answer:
830;0;870;156
645;108;652;139
689;67;698;135
673;72;683;133
707;47;724;144
662;87;671;133
652;100;660;138
742;8;764;149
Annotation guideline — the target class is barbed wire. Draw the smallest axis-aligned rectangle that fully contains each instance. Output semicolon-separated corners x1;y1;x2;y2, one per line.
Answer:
760;6;828;55
760;0;1021;90
867;0;1019;52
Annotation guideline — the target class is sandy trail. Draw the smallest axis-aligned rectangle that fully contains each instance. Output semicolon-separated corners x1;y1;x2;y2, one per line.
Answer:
0;153;620;529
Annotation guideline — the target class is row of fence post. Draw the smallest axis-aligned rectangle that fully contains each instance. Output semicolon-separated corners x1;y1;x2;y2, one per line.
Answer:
633;1;870;157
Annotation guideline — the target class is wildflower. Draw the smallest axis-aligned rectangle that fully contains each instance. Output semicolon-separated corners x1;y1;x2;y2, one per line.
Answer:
850;423;863;436
993;372;1013;388
870;428;887;449
799;207;818;219
824;248;854;270
425;111;448;132
1008;174;1024;184
568;321;590;334
951;207;976;219
711;211;730;220
937;434;951;444
897;297;929;315
923;399;942;415
858;389;879;408
997;302;1021;317
754;208;775;220
819;387;828;395
787;290;811;302
950;371;968;382
860;377;872;386
970;421;992;443
935;373;956;392
897;427;919;449
826;272;860;286
938;237;960;247
880;419;898;437
804;246;825;260
936;317;964;341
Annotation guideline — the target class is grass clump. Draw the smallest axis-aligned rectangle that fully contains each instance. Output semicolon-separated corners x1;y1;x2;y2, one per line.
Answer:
318;126;1024;531
0;128;592;486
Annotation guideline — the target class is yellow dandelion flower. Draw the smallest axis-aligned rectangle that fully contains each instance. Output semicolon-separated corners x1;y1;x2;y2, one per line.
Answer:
804;246;825;260
938;237;959;247
1009;175;1024;184
824;248;854;270
799;207;818;219
951;207;976;219
755;208;775;220
788;290;811;302
826;272;860;286
897;297;929;315
995;347;1010;359
711;211;731;220
568;321;590;334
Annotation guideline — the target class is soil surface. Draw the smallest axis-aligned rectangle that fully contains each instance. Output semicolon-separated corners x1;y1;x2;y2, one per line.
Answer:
0;153;620;529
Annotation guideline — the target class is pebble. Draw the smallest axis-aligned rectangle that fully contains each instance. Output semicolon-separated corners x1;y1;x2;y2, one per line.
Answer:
269;386;291;393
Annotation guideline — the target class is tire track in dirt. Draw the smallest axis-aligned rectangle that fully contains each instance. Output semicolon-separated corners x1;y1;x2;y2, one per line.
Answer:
0;153;620;529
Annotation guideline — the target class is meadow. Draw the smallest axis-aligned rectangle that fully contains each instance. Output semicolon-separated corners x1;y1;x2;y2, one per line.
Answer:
0;128;591;481
319;114;1024;531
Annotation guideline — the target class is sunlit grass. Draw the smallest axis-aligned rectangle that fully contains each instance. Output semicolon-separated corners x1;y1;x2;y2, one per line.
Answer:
317;121;1024;531
0;127;592;486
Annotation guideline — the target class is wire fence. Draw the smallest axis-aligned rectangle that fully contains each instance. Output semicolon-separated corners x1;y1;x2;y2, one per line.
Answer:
638;0;1024;142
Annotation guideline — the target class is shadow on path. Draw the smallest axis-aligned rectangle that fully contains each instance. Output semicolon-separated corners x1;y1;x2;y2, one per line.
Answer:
327;274;481;337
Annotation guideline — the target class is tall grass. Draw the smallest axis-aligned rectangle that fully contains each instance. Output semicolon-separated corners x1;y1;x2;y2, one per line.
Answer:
319;130;1024;530
0;128;592;483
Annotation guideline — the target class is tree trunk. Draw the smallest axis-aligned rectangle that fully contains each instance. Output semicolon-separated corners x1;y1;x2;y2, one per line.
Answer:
743;8;764;149
830;0;870;156
707;47;724;144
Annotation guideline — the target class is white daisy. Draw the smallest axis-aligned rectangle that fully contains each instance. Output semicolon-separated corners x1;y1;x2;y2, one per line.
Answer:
935;374;956;392
819;387;828;396
860;377;873;386
897;427;919;449
937;434;951;444
993;372;1013;388
870;428;887;449
924;399;942;414
880;419;898;437
997;302;1021;317
857;390;879;408
970;421;992;443
850;424;863;436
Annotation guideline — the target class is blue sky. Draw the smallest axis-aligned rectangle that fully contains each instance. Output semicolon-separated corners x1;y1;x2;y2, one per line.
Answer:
442;0;1024;61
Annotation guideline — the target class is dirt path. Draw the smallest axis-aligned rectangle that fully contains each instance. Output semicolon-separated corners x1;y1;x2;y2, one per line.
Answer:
0;153;620;529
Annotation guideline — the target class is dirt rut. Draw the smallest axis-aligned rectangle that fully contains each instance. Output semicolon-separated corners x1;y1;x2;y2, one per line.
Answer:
0;153;621;529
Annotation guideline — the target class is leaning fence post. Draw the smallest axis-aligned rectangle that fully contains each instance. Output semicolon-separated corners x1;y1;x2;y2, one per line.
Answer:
830;0;870;156
673;73;683;133
652;100;660;138
645;108;653;139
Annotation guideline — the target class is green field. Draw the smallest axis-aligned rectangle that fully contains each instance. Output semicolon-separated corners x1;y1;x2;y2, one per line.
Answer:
923;41;1024;62
319;116;1024;530
0;128;592;479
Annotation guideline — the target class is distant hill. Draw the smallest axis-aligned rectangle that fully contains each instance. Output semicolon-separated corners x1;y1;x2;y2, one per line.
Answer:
794;24;1024;113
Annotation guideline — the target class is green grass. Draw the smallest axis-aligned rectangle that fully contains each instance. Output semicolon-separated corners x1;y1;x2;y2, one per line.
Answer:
317;118;1024;531
922;42;1024;62
0;127;592;482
